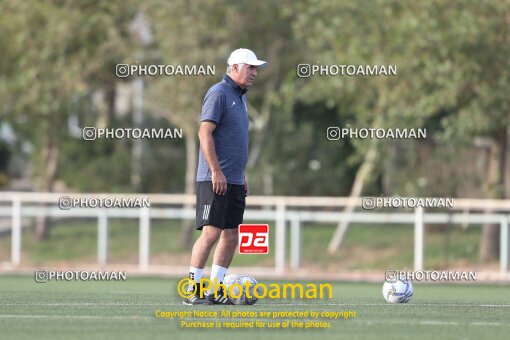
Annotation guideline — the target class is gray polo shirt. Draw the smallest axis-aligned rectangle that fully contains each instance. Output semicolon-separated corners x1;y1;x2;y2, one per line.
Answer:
196;75;249;185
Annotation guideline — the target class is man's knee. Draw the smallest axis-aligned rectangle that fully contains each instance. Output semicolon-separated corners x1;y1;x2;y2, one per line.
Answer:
221;229;238;247
200;225;222;245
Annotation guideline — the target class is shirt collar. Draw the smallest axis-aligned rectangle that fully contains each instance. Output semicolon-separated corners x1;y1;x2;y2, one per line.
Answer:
223;74;248;95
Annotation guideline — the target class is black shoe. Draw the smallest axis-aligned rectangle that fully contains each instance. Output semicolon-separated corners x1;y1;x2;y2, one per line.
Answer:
183;284;213;305
205;286;233;305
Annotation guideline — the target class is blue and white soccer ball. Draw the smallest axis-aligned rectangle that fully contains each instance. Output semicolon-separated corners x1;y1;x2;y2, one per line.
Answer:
382;278;413;303
224;274;261;305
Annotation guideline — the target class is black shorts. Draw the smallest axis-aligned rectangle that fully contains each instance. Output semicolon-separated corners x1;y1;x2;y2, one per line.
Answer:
196;181;246;230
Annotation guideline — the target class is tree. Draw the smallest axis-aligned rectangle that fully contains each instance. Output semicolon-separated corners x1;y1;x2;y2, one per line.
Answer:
291;0;510;257
0;0;137;238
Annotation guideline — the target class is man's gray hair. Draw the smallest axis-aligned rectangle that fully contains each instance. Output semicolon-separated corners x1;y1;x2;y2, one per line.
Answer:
226;63;245;74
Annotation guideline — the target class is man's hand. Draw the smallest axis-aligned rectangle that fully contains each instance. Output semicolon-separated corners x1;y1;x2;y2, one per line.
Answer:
243;176;249;197
212;169;227;195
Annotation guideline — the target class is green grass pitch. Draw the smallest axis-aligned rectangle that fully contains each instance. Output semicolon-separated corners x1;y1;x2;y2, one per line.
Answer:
0;275;508;340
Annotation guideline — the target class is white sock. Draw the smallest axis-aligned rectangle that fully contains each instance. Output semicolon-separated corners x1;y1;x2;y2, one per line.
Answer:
188;267;203;291
210;264;228;285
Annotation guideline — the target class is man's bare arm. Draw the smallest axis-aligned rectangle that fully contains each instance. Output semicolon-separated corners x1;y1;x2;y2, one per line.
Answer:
198;121;227;195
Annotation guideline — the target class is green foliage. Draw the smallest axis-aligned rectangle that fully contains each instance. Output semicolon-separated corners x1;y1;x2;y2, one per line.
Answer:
0;0;139;190
291;0;510;196
1;0;508;197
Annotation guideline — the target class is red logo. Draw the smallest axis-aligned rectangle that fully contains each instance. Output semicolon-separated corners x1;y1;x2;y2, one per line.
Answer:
238;224;269;254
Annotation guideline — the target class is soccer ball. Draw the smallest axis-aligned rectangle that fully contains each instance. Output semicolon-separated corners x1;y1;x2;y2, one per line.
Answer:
224;274;261;305
382;278;413;303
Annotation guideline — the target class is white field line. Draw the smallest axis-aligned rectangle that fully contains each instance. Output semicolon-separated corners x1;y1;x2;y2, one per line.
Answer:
0;314;152;320
0;303;161;306
262;303;510;307
0;314;508;327
0;302;510;307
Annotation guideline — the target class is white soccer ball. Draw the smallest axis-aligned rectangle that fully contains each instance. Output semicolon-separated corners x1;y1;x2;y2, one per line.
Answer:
382;278;413;303
224;274;261;305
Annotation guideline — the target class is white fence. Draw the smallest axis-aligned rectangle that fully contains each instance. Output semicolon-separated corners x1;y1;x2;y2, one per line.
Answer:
1;192;509;273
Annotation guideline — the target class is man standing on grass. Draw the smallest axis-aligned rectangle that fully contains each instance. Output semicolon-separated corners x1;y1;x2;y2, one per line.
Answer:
183;48;267;305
